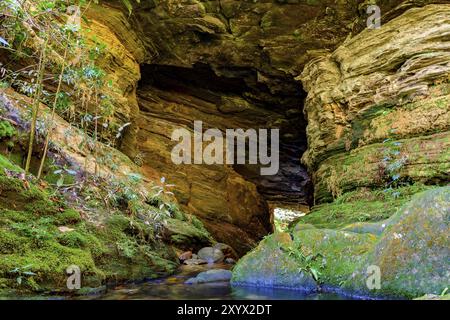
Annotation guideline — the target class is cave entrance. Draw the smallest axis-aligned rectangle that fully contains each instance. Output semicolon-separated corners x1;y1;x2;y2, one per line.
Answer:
136;63;312;251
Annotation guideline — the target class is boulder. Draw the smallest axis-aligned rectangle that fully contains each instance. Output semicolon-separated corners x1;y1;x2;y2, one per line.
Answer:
225;258;236;265
231;232;317;292
183;259;208;266
213;243;238;260
178;251;192;262
185;269;233;285
162;218;212;250
345;187;450;298
198;247;224;264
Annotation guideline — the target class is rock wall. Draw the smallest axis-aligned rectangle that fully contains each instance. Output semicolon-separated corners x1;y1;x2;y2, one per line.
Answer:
98;0;449;253
232;3;450;298
126;0;368;252
3;0;447;255
299;4;450;204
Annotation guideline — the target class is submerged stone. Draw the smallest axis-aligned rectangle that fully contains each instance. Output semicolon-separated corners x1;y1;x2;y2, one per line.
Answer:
198;247;224;263
185;269;232;284
183;258;208;266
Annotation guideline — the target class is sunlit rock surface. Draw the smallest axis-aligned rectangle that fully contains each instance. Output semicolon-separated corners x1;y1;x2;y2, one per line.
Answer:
299;4;450;203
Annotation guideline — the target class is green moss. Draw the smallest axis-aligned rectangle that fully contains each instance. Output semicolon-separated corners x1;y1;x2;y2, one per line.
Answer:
232;232;317;291
0;121;16;140
0;210;31;225
54;209;82;225
164;218;212;248
0;154;22;173
57;231;89;248
0;231;30;254
314;132;450;203
0;147;210;293
345;187;450;298
43;167;76;186
292;229;377;286
300;184;437;229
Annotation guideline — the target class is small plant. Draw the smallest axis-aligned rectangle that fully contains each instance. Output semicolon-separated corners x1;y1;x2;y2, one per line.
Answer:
9;265;37;287
284;245;324;282
116;238;137;259
53;167;78;188
120;0;141;15
149;177;176;217
380;138;409;194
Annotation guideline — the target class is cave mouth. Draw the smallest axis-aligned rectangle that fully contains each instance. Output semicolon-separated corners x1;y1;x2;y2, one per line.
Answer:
137;62;312;229
137;63;313;248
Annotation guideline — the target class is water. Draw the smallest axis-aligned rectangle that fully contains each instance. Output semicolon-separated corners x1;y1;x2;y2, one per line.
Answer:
85;264;356;300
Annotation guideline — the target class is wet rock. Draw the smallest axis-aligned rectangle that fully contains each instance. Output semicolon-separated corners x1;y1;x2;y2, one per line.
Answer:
198;247;224;263
225;258;236;265
183;258;208;266
185;269;232;284
178;251;192;262
213;243;238;260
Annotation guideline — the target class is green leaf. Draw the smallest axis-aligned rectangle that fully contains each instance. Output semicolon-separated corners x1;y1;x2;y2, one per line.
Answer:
310;268;320;282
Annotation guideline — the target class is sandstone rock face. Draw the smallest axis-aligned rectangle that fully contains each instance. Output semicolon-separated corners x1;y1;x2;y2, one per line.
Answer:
83;4;147;157
299;4;450;203
129;0;371;252
3;0;448;258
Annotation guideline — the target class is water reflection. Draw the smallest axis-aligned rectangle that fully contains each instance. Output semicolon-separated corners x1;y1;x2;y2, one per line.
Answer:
93;264;354;300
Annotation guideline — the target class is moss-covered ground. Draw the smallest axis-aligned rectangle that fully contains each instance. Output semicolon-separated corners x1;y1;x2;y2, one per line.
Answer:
0;154;211;294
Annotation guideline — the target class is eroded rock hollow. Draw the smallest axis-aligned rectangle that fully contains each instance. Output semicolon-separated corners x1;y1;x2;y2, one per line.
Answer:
104;0;448;254
135;61;311;254
116;0;366;253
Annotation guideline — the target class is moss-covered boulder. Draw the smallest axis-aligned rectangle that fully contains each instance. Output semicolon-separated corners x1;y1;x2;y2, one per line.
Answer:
232;227;377;292
345;187;450;298
233;187;449;298
341;221;390;236
297;184;435;229
162;217;212;250
231;232;317;292
293;228;378;287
